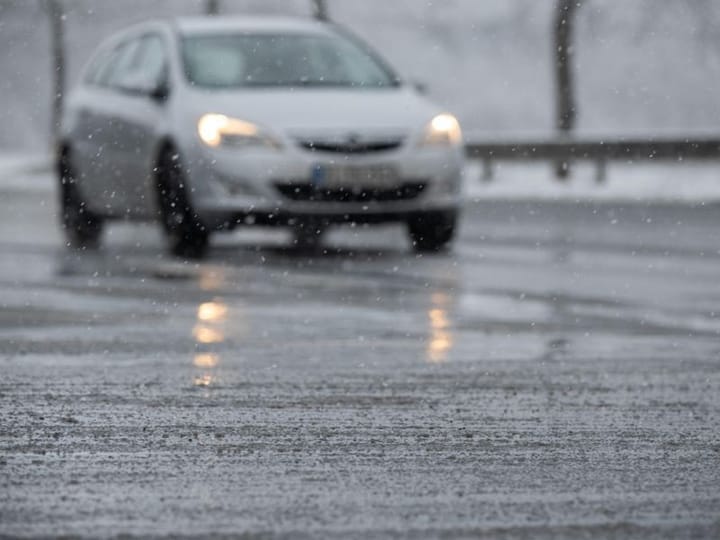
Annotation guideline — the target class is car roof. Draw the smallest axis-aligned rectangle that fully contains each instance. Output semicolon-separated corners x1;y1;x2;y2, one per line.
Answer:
171;16;333;36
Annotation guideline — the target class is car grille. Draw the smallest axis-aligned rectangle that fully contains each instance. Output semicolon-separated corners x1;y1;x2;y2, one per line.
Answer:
297;139;404;154
276;182;427;203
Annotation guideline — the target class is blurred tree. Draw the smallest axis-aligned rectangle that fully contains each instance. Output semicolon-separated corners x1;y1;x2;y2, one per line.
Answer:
312;0;328;21
43;0;65;139
554;0;581;178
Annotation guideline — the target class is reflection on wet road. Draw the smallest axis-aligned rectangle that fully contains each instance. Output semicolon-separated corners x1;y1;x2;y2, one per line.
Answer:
427;292;453;363
1;186;719;538
192;299;227;388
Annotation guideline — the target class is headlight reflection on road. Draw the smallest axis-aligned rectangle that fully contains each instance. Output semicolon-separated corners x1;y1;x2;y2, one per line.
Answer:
198;266;227;292
193;299;228;345
427;292;454;364
192;299;229;387
193;353;219;368
193;324;225;344
193;373;214;387
197;301;229;322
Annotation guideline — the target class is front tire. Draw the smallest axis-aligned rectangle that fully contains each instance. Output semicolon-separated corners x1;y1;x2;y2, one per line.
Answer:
156;148;209;259
407;210;457;253
291;219;326;252
58;151;103;249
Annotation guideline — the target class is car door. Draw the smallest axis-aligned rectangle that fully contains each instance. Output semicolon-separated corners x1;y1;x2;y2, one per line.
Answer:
71;39;140;212
106;34;171;218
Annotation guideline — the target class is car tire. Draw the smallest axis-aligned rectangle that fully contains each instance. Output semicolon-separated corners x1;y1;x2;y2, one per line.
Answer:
291;219;326;252
156;148;209;259
58;150;104;249
407;210;457;253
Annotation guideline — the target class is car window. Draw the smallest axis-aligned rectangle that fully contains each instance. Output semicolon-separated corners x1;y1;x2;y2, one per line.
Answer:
124;34;168;90
181;33;399;89
100;39;142;88
84;47;113;86
89;34;168;93
183;38;246;88
86;45;124;87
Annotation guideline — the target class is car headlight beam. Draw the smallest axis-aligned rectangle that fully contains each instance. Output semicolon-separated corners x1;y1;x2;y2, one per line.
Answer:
422;114;463;147
198;113;281;149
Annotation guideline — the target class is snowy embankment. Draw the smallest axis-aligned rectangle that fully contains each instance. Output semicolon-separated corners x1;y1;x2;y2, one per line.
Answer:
464;161;720;203
1;152;719;204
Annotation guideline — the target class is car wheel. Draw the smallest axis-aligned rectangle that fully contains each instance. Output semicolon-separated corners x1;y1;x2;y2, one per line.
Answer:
58;150;104;249
407;210;457;253
156;148;209;259
291;219;326;252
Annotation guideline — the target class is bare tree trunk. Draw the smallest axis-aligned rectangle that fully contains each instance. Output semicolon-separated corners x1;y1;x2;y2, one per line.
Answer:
554;0;580;179
204;0;220;15
312;0;329;21
46;0;65;141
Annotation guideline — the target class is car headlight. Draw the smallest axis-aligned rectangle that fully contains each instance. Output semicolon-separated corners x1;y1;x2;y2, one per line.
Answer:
421;114;463;147
197;114;282;149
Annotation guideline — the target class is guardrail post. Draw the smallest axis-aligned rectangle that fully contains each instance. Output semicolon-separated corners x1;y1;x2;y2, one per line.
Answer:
204;0;220;15
312;0;329;21
595;158;607;184
482;158;494;182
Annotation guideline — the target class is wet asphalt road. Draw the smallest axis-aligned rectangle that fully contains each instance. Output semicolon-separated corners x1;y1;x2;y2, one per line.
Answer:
1;176;720;539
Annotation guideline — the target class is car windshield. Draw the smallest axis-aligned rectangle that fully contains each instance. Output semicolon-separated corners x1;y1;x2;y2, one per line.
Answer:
181;32;400;89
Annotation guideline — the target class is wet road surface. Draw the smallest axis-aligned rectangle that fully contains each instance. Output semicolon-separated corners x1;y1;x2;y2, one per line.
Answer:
1;178;720;538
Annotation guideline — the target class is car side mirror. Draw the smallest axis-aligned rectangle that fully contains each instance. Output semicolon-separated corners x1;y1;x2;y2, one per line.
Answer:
412;80;428;95
150;66;171;102
150;81;170;102
116;72;170;102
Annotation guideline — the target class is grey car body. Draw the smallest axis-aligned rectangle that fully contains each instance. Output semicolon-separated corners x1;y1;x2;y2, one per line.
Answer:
58;16;464;257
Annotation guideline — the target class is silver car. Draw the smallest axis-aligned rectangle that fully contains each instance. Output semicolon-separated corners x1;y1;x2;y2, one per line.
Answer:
59;16;464;257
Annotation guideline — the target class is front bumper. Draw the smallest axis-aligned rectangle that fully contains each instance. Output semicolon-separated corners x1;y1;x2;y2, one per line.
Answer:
183;141;463;229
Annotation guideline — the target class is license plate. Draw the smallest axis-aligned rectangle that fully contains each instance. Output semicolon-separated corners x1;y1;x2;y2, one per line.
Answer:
311;164;398;188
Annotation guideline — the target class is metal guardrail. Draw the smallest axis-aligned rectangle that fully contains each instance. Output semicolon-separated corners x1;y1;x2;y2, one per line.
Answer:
465;137;720;182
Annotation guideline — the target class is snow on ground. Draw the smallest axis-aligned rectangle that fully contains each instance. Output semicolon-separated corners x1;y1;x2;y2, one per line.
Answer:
464;161;720;203
2;152;719;203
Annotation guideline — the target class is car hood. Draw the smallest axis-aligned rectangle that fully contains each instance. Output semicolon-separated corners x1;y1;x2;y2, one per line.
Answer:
185;87;443;137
